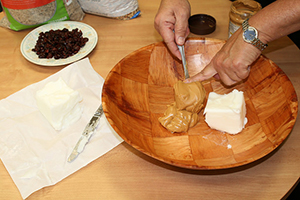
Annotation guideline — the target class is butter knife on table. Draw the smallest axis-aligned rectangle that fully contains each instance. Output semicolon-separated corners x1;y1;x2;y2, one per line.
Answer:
68;104;103;162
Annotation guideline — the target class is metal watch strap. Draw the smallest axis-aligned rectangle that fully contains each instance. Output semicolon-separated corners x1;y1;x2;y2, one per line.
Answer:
242;18;249;32
242;19;268;51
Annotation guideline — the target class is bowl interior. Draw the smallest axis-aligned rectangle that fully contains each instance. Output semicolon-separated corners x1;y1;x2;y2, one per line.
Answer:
102;38;298;170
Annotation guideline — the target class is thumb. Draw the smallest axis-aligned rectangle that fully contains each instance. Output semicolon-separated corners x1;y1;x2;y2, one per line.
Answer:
184;63;217;83
174;22;189;46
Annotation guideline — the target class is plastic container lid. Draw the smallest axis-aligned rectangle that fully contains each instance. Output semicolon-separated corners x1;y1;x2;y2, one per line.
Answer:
188;14;216;35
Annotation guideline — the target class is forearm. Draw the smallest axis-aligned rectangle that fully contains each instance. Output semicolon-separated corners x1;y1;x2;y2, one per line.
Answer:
249;0;300;43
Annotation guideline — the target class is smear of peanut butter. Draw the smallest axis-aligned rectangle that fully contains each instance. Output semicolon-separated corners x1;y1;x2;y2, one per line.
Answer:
158;81;206;133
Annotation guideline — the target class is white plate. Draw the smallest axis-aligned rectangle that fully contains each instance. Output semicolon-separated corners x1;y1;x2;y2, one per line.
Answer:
20;21;98;66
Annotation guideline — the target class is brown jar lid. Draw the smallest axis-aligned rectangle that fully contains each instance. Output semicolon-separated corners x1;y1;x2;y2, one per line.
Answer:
188;14;216;35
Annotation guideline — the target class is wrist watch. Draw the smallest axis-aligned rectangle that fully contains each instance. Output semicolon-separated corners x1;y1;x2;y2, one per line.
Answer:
242;18;268;51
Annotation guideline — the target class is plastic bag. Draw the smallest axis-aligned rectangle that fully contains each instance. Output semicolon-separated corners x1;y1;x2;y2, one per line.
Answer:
78;0;140;20
0;0;85;31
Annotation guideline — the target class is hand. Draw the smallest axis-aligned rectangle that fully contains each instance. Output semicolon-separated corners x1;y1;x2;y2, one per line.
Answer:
154;0;191;60
185;28;262;86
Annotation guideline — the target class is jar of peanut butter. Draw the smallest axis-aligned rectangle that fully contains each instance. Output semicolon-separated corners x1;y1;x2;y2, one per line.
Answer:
228;0;261;38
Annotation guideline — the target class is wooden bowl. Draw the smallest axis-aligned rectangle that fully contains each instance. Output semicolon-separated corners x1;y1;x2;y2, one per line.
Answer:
102;38;298;170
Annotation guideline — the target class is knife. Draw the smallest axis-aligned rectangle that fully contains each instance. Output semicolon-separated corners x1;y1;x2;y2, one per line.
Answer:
67;104;103;162
177;44;190;79
173;30;190;79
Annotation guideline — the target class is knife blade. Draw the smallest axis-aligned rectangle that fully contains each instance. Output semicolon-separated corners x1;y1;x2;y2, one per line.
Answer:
173;30;190;79
177;44;190;79
67;104;103;162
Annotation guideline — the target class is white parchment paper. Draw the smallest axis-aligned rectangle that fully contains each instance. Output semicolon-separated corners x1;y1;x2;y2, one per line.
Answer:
0;58;123;199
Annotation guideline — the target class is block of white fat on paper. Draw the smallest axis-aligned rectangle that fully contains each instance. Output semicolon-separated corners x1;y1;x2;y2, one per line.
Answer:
204;89;247;134
36;77;83;131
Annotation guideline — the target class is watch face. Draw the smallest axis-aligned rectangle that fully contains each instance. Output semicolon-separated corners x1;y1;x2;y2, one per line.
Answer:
243;27;258;43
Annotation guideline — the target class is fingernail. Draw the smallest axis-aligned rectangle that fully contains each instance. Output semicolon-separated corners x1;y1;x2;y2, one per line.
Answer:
184;79;190;83
178;37;185;45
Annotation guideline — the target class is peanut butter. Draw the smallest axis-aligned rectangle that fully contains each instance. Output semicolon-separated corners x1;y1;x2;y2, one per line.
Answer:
159;81;206;133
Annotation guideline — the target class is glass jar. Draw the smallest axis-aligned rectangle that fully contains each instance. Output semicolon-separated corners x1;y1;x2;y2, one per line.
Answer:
228;0;261;38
